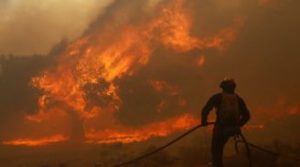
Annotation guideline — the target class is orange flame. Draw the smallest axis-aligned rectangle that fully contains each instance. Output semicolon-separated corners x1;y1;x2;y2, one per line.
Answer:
2;135;68;147
4;0;244;146
85;113;198;144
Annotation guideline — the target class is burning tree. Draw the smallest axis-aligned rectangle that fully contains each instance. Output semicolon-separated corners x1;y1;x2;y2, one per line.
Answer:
3;0;243;146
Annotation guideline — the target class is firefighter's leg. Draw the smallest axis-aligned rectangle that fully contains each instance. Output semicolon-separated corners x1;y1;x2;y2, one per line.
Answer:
211;130;230;167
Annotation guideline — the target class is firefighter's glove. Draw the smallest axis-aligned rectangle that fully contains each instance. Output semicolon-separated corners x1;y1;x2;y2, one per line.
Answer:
201;120;208;127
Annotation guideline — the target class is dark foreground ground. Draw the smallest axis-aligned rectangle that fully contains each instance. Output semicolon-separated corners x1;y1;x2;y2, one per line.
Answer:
0;134;299;167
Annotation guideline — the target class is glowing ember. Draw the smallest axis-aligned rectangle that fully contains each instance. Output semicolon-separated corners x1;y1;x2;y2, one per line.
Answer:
2;135;68;147
245;124;265;130
196;55;206;66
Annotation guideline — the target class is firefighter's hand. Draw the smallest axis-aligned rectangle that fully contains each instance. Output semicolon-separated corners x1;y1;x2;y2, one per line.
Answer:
201;121;208;127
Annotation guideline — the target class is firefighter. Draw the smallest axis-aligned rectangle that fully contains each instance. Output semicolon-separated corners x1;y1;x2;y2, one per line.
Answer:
201;78;250;167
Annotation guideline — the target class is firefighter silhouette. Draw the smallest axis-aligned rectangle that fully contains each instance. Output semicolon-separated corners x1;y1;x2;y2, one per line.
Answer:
201;78;250;167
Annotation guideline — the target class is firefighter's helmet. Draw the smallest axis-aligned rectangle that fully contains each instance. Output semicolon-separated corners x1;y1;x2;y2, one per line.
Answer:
220;78;236;91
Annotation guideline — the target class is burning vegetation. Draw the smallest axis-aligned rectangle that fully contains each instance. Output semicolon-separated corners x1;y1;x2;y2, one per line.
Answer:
1;0;243;146
0;0;300;166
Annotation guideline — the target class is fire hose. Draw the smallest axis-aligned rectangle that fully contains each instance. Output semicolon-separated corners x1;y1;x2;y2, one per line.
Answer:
113;123;293;167
113;123;214;167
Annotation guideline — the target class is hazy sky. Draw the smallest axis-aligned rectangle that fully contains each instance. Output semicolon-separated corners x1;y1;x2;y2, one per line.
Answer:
0;0;250;55
0;0;114;55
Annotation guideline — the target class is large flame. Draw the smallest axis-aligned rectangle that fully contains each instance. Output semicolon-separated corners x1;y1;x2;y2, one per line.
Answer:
3;0;243;146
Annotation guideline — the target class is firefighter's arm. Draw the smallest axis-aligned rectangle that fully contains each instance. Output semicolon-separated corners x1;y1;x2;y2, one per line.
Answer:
239;98;250;127
201;95;217;126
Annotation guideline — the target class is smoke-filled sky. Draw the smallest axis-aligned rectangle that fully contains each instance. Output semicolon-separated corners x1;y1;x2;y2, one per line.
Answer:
0;0;114;55
0;0;274;55
0;0;300;145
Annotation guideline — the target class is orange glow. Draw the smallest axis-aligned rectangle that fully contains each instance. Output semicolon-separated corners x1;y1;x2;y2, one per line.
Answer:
2;135;68;147
4;0;244;146
85;113;198;144
149;80;180;95
288;106;299;115
245;124;265;130
154;0;200;51
259;0;276;6
197;55;206;66
259;0;281;8
253;98;300;121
